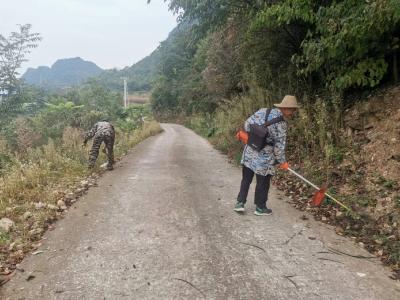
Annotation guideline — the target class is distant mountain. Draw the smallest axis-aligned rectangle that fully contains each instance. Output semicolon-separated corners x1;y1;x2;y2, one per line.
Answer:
94;49;162;92
22;57;103;89
93;26;187;93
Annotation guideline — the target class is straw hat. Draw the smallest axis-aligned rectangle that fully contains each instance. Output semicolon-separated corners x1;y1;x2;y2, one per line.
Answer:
274;95;300;108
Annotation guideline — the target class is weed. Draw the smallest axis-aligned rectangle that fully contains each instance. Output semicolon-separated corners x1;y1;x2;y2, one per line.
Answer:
395;195;400;208
0;231;10;245
387;241;400;265
376;175;397;190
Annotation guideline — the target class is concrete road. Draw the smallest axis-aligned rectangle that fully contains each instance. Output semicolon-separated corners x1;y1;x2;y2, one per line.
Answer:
2;124;400;300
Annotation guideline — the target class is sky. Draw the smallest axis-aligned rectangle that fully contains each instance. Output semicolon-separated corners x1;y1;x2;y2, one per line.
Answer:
1;0;177;74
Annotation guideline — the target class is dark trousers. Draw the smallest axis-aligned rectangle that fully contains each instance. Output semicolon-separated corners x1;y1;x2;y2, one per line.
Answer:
237;166;272;209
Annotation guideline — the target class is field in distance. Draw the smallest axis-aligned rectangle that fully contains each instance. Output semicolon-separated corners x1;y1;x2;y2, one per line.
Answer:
127;93;150;105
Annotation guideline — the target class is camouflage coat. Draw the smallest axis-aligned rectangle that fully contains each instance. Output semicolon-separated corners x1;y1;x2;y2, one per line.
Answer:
84;121;115;143
84;121;115;168
241;108;287;176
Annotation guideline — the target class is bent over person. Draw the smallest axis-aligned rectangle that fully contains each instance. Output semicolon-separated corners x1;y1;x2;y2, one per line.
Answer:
234;95;299;216
83;121;115;170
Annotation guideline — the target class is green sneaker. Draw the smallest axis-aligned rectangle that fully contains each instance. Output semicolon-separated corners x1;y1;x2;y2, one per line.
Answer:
254;207;272;216
234;201;245;212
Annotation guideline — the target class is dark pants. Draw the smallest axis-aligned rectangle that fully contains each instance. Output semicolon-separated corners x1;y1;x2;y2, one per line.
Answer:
237;166;272;209
88;133;115;168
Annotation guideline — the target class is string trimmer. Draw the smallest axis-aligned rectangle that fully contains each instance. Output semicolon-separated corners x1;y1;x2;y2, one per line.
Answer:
279;162;351;211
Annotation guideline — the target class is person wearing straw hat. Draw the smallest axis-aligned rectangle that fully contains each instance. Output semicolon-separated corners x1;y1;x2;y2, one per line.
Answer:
234;95;300;215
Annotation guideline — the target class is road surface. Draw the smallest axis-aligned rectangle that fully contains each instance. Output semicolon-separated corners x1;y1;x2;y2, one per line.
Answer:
2;124;400;299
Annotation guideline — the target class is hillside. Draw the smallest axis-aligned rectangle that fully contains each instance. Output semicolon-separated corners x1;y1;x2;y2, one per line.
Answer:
94;49;162;92
22;57;103;90
92;24;186;93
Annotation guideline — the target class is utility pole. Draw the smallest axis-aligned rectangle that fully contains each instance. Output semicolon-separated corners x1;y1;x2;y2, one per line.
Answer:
123;78;128;108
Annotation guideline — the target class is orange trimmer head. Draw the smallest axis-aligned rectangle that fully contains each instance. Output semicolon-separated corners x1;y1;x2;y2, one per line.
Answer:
311;187;327;206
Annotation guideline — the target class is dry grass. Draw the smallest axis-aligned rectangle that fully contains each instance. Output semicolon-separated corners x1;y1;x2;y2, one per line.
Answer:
0;121;162;274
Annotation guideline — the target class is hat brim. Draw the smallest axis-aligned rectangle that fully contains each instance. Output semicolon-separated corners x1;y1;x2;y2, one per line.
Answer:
274;103;300;108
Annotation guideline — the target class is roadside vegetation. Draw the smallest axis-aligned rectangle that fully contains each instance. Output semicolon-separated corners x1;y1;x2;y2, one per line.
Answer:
149;1;400;277
0;25;161;279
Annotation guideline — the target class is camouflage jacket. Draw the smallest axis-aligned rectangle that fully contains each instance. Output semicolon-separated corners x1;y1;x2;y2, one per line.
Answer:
84;121;115;143
241;108;287;176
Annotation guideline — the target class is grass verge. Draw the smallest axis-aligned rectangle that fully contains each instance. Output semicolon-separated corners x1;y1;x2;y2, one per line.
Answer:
0;121;162;280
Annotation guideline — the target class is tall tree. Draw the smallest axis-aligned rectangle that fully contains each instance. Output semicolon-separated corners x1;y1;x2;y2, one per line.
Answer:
0;24;41;96
0;24;41;124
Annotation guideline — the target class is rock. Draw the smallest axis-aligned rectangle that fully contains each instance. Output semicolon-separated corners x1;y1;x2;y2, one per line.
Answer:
75;188;84;194
321;216;327;222
29;228;44;236
381;223;393;234
80;180;89;187
335;211;344;218
47;204;58;210
16;264;24;272
64;192;75;200
8;242;16;251
57;200;65;207
335;226;344;235
0;218;15;233
32;242;42;249
377;249;384;256
23;211;33;220
374;239;384;245
359;242;365;248
34;202;46;209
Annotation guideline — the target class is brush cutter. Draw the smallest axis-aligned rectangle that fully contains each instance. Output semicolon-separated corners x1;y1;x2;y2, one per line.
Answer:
279;162;351;211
